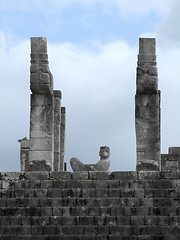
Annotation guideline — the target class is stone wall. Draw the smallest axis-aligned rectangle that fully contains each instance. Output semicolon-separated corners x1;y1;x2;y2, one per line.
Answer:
0;171;180;239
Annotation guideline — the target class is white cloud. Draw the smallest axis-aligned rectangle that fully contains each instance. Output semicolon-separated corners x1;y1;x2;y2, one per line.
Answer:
112;0;175;17
156;0;180;47
0;0;176;17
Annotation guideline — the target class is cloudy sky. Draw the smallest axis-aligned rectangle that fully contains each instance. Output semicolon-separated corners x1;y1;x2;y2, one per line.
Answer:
0;0;180;172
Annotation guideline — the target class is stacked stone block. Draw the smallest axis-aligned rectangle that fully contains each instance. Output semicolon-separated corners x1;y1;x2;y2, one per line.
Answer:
1;171;180;239
135;38;161;171
19;37;66;172
161;147;180;171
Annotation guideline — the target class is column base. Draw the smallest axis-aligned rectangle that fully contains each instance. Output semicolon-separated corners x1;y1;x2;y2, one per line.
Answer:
136;159;159;171
28;160;51;171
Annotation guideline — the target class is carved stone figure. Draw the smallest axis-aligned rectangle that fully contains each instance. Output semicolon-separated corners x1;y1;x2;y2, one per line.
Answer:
70;146;110;172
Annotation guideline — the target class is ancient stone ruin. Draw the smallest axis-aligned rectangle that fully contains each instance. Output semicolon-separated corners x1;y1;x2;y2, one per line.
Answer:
1;37;180;239
70;146;110;172
18;37;66;172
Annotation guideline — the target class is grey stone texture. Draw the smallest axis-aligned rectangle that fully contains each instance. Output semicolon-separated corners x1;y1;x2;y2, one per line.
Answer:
60;107;66;171
5;36;180;239
19;37;66;171
18;138;30;172
135;38;161;171
70;146;110;171
1;170;180;239
161;147;180;171
53;90;62;171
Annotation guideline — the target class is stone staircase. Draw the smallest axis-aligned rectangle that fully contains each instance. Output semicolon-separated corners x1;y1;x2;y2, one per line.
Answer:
0;171;180;240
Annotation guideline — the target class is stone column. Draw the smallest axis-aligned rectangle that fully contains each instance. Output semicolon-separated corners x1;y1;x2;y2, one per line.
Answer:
53;90;62;171
60;107;66;171
135;38;161;171
18;138;30;172
29;37;54;171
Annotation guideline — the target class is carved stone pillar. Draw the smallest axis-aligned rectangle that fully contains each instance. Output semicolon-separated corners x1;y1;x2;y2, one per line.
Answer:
53;90;62;171
18;138;30;172
60;107;66;171
29;37;54;171
135;38;161;171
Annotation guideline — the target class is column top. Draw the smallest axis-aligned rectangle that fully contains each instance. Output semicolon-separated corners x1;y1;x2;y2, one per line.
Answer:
139;38;156;55
31;37;47;54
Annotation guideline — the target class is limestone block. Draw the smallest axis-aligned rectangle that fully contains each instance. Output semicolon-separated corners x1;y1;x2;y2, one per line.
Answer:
136;106;159;123
137;64;157;76
54;139;60;152
29;150;53;162
30;138;53;151
30;63;49;73
139;38;156;55
20;149;29;172
135;94;159;107
50;171;72;180
28;160;51;171
168;154;179;161
60;107;66;171
136;159;159;171
24;171;49;180
136;75;158;94
71;172;89;180
53;90;61;171
169;147;180;155
138;54;156;63
53;152;60;172
30;37;53;94
31;94;53;106
162;161;178;171
88;172;112;180
30;101;54;138
31;37;47;54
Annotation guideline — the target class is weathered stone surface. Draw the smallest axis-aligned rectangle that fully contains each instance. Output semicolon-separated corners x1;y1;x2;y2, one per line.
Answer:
18;138;30;171
161;148;180;171
30;37;53;94
53;90;61;171
28;160;51;171
19;37;66;172
30;138;53;151
135;38;160;171
70;146;110;172
60;107;66;171
1;170;180;238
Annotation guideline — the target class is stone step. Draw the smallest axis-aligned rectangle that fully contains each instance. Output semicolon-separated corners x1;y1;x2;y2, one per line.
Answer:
1;178;178;190
0;206;179;217
0;215;176;227
0;225;179;236
0;236;179;240
1;188;180;199
1;171;179;182
1;197;179;208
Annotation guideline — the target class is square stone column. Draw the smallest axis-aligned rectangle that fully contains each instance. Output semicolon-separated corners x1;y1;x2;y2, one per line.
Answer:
19;37;67;172
135;38;161;171
60;107;66;171
53;90;62;171
28;37;54;171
